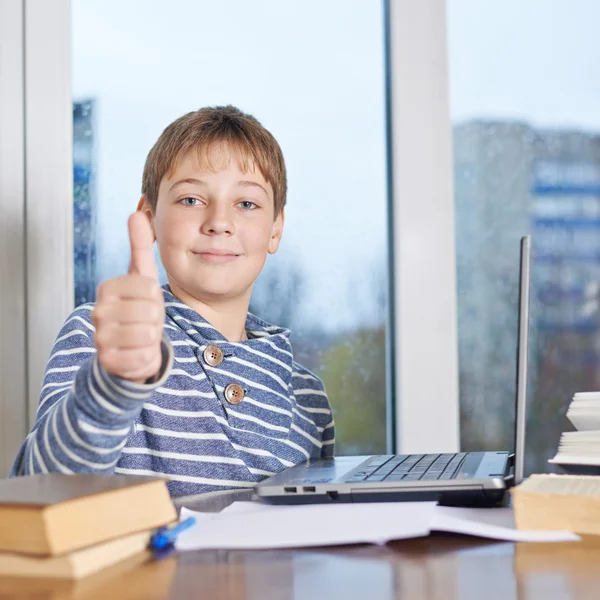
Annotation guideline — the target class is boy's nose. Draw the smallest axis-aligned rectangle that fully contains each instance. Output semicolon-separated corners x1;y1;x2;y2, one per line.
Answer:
202;208;234;235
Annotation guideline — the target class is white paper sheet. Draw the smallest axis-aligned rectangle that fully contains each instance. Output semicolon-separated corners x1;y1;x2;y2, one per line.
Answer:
176;501;435;550
175;501;578;551
431;506;579;542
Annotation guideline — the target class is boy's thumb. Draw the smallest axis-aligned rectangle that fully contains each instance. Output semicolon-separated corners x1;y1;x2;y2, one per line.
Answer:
128;211;158;279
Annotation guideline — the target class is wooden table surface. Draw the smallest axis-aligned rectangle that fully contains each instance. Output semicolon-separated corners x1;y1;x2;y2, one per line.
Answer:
1;533;599;600
0;490;597;599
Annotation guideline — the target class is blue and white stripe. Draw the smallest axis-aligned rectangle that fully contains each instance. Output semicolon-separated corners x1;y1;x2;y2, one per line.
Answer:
11;286;335;496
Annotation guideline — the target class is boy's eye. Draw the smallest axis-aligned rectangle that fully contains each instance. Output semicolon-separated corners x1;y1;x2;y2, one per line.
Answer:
238;200;258;210
179;197;201;206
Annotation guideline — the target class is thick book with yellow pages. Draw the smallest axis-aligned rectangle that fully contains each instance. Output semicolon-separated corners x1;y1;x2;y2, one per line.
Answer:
512;473;600;534
0;530;151;579
0;474;176;556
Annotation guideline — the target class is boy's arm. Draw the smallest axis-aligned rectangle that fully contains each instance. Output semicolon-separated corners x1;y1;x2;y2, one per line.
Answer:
321;417;335;458
10;306;172;477
292;364;335;459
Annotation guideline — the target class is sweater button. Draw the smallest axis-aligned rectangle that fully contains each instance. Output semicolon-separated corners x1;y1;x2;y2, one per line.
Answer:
224;383;245;405
203;345;224;367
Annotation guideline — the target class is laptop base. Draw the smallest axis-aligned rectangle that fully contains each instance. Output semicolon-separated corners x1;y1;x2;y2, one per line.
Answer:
255;454;512;508
259;486;507;508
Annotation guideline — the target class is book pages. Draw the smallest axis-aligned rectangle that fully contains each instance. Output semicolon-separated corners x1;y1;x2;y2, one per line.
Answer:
517;474;600;496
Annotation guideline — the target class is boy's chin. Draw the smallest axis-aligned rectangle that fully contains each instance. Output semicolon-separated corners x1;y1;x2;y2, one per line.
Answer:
186;281;251;303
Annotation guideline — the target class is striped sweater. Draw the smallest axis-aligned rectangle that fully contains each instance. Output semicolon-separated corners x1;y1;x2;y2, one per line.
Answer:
10;286;335;496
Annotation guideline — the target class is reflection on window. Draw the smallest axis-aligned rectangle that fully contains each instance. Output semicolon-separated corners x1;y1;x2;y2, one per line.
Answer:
72;0;389;455
73;100;97;306
449;1;600;473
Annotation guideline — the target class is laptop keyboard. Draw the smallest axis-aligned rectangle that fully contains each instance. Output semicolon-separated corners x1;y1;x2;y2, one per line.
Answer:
344;453;468;483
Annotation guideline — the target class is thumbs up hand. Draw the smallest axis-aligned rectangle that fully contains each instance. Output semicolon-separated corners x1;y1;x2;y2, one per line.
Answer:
128;210;159;280
92;212;166;384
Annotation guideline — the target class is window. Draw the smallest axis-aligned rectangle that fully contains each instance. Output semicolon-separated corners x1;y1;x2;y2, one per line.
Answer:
72;0;390;454
448;0;600;472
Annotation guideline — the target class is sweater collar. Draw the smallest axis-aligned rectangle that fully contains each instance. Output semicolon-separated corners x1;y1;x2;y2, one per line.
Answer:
161;285;292;347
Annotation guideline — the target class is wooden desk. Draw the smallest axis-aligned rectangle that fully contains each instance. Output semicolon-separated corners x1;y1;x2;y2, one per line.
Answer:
1;534;599;600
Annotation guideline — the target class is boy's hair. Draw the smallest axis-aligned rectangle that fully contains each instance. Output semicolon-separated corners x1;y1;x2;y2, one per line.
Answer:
142;105;287;217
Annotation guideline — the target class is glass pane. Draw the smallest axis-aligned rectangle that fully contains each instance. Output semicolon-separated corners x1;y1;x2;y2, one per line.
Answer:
72;0;389;454
448;1;600;472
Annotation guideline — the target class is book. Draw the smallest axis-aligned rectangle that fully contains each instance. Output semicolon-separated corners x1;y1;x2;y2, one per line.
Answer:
511;473;600;534
0;474;177;556
550;391;600;471
0;530;151;579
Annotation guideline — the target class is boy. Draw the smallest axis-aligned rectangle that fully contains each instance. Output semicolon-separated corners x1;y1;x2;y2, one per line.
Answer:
11;106;335;497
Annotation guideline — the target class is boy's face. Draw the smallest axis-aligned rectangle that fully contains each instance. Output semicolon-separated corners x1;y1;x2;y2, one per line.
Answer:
143;146;284;304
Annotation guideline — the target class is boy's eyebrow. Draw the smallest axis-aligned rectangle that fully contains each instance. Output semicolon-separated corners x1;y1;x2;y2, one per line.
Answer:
168;178;268;196
236;180;269;196
169;178;206;192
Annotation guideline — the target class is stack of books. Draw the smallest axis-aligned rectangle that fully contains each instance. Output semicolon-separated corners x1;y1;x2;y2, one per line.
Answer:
550;391;600;471
0;474;177;579
511;391;600;535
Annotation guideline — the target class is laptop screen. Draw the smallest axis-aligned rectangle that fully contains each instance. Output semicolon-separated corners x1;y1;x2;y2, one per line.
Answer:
513;235;531;485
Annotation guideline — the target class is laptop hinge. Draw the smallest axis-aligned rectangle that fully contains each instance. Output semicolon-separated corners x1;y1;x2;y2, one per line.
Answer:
504;453;515;486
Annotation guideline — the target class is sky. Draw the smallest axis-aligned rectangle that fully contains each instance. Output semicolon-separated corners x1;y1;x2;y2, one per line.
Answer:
72;0;600;332
447;0;600;131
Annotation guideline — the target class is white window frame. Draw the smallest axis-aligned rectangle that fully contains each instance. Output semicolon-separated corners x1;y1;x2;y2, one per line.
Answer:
388;0;459;453
24;0;74;428
0;0;27;476
0;0;458;472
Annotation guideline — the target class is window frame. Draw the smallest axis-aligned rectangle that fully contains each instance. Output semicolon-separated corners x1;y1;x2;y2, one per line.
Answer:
24;0;74;428
387;0;459;453
0;0;27;476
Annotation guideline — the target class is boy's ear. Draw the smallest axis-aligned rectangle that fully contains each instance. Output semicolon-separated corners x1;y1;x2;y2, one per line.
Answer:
136;196;156;241
268;210;285;255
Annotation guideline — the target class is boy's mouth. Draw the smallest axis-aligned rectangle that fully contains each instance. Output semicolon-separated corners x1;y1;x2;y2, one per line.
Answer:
192;249;240;264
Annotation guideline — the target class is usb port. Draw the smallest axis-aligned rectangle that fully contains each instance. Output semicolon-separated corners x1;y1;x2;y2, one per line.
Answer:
303;486;316;492
284;486;297;493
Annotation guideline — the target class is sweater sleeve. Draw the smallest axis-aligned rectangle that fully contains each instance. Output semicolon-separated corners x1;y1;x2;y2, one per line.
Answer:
10;304;172;477
321;417;335;458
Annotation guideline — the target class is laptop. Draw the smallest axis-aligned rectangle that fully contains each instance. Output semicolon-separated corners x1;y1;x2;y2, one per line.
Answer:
255;236;531;507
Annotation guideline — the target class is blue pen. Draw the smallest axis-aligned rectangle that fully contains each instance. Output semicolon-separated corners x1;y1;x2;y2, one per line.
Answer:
150;516;197;551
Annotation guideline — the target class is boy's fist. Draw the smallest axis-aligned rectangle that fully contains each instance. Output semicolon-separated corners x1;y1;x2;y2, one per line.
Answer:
92;211;165;384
